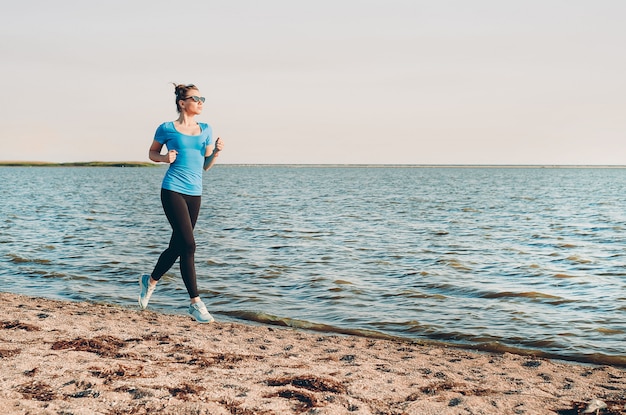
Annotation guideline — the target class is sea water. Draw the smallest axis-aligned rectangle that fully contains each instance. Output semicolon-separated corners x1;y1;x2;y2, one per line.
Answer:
1;166;624;365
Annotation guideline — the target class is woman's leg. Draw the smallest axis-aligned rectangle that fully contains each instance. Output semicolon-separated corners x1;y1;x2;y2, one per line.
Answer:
151;189;201;299
179;192;201;299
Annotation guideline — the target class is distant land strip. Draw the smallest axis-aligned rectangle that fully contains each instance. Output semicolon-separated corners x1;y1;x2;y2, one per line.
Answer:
0;161;156;167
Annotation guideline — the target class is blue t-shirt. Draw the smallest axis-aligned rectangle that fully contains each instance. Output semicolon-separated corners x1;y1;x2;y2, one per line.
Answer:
154;121;213;196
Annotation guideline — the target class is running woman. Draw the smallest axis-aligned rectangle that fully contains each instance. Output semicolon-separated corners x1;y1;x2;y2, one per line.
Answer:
139;83;224;323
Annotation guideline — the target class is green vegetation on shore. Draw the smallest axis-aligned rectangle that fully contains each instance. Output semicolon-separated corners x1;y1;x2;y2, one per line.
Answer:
0;161;156;167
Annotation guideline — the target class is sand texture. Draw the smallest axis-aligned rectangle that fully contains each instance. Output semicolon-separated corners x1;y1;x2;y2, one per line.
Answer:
0;292;624;414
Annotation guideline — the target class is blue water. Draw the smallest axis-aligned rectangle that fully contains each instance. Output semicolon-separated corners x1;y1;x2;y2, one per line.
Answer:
1;166;625;365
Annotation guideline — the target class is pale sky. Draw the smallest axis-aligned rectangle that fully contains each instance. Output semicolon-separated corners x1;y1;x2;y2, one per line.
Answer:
1;0;625;164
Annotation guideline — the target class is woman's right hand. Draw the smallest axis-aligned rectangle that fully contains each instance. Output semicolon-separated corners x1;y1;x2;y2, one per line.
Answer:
149;140;177;164
164;150;178;163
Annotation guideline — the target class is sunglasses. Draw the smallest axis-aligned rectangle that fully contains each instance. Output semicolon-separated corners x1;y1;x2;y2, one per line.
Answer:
182;96;205;103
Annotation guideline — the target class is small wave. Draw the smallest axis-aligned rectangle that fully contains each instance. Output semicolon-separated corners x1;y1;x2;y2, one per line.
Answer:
259;272;282;280
558;243;577;248
461;341;626;366
223;310;397;340
596;327;625;335
7;254;51;265
38;245;56;251
7;254;30;263
436;258;471;271
566;255;592;264
43;272;69;278
554;273;577;279
480;291;564;301
401;271;429;277
382;290;447;300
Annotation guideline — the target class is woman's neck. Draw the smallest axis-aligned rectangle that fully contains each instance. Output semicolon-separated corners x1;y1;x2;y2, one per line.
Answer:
176;113;196;126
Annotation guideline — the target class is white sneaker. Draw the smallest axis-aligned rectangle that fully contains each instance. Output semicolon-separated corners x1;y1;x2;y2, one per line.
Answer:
188;301;214;323
138;274;156;309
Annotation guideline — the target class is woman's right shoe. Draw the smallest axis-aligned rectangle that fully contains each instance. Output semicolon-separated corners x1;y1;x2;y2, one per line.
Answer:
138;274;156;309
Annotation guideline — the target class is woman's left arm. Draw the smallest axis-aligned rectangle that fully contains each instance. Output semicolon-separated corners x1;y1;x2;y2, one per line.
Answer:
204;137;224;171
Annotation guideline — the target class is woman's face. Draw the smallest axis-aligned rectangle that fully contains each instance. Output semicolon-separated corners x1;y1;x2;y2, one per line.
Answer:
179;89;204;115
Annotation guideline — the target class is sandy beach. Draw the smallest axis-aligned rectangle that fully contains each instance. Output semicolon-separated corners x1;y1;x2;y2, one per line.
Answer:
0;292;624;414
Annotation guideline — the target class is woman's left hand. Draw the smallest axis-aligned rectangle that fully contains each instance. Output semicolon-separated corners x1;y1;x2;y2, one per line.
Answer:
213;137;224;157
214;137;224;154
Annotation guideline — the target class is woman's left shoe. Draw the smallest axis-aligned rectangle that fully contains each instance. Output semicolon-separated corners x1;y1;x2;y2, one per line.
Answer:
189;301;214;323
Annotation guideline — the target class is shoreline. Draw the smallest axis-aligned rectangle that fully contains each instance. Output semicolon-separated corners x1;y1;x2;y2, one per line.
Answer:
1;292;624;414
224;311;626;369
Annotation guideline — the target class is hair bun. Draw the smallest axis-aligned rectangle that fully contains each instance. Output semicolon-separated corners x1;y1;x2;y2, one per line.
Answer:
173;83;184;95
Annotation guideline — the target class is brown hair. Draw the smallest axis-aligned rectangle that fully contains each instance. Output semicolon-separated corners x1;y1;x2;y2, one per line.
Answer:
172;83;198;113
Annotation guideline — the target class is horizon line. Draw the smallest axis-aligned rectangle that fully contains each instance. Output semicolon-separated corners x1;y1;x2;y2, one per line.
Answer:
2;161;626;169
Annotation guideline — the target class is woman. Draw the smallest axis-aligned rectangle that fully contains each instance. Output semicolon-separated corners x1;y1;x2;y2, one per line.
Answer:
139;83;224;323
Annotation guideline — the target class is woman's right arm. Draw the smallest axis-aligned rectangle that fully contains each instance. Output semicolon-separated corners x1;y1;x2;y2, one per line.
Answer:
149;140;177;163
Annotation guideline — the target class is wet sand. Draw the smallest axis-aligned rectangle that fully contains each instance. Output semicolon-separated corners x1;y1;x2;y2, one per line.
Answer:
0;292;624;414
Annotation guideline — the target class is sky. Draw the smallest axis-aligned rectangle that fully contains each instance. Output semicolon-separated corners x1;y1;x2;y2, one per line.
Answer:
1;0;625;165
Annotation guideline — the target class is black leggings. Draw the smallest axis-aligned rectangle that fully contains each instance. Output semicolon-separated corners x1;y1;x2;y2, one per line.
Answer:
151;189;201;298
